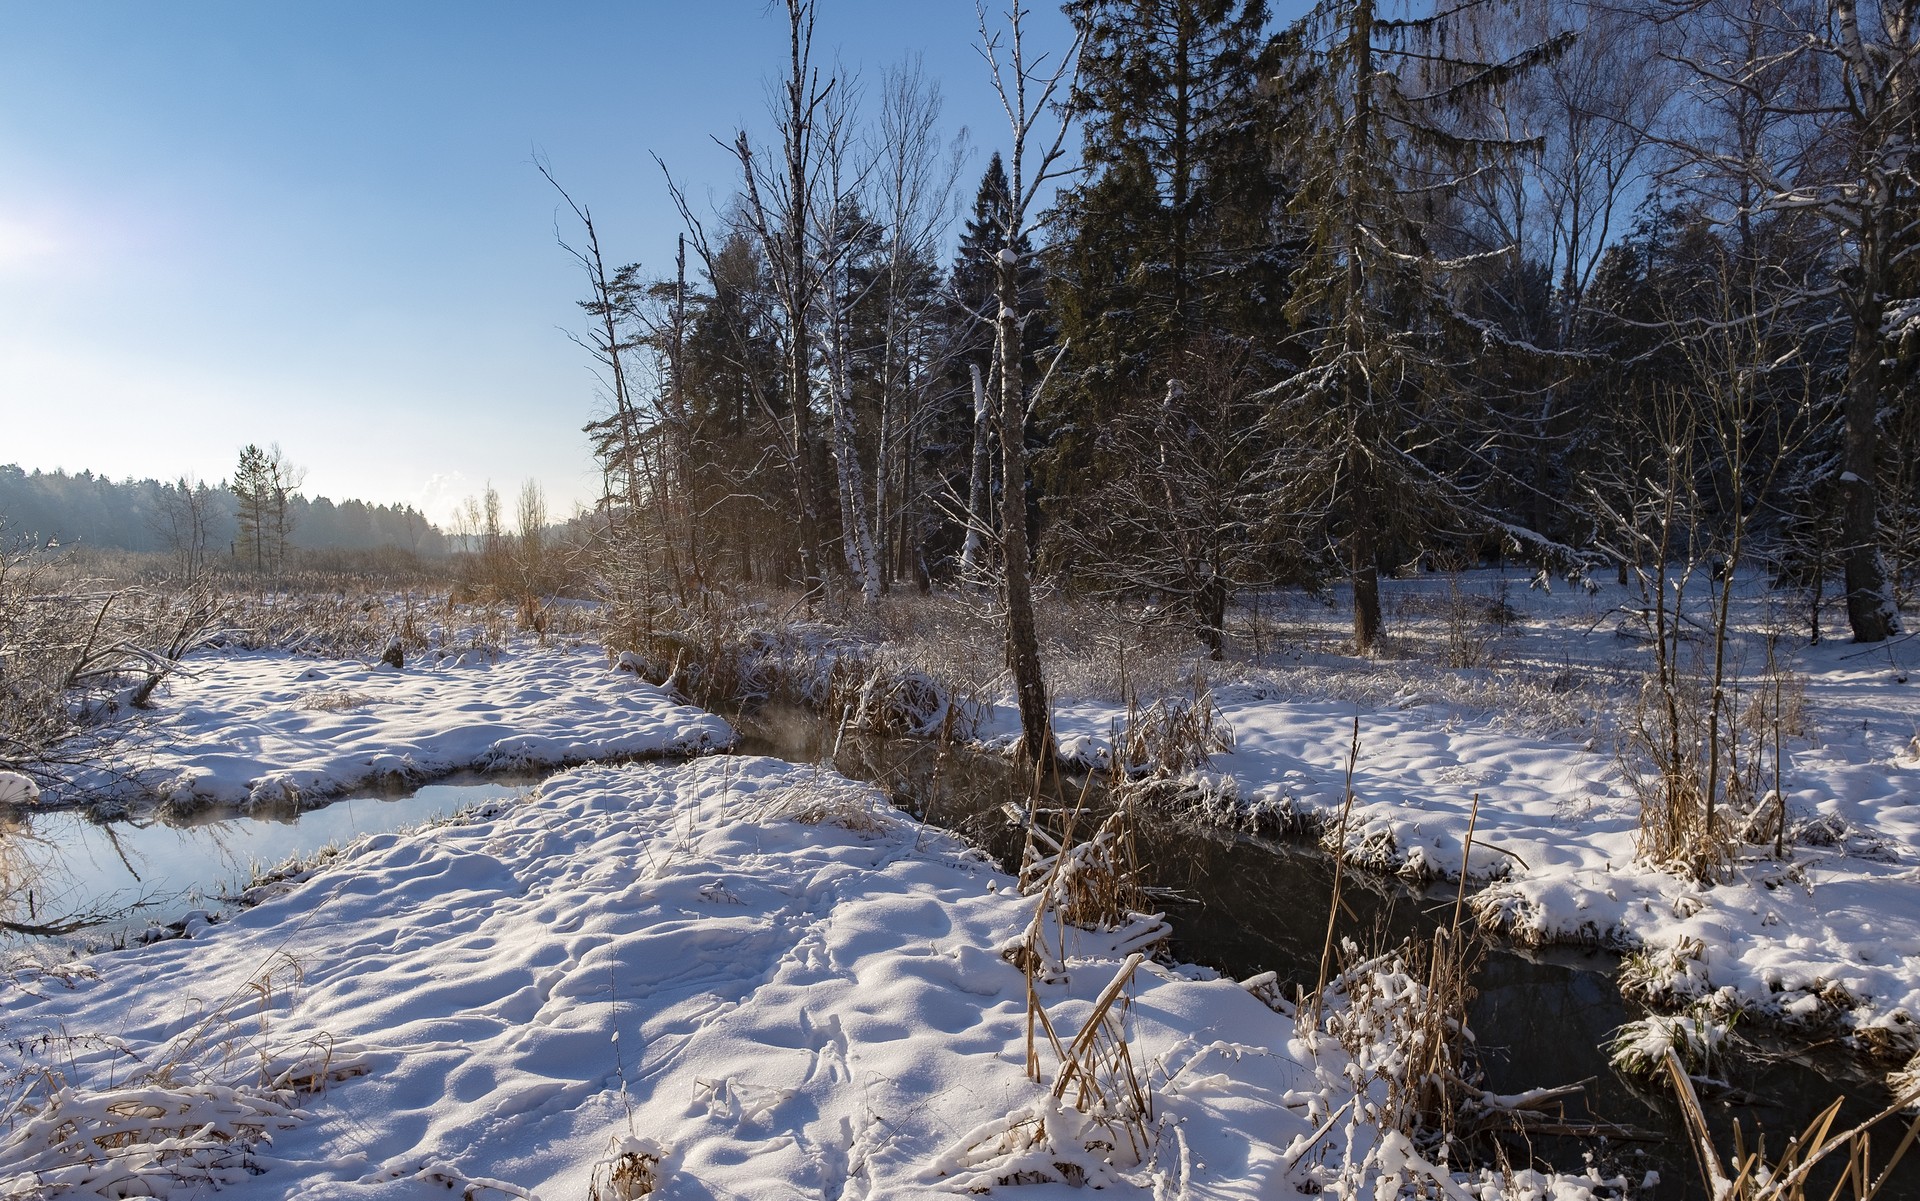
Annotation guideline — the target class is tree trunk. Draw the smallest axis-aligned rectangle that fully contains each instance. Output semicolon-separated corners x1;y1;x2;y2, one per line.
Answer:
1351;502;1382;654
1344;0;1383;657
1199;570;1227;660
1841;301;1901;641
997;254;1054;769
960;361;995;583
783;3;825;606
830;305;883;605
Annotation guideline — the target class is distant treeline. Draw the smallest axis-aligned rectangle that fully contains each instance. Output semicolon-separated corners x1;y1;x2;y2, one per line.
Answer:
0;465;447;558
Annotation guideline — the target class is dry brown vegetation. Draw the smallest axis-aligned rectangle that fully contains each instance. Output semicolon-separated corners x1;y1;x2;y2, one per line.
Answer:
0;536;226;784
0;950;368;1199
1663;1049;1920;1201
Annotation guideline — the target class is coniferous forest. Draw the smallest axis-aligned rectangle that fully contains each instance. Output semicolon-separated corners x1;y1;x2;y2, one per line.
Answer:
566;0;1915;676
0;463;445;563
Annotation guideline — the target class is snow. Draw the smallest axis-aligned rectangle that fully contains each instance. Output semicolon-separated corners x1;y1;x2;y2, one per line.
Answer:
0;770;39;805
51;644;731;811
974;571;1920;1046
1;757;1468;1199
8;565;1912;1192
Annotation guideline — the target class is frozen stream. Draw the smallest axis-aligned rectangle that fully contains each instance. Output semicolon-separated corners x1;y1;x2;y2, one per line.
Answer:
5;714;1914;1198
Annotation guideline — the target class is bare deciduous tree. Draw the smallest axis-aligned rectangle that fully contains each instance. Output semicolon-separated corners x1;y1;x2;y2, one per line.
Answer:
151;476;213;584
977;1;1084;768
1656;0;1914;641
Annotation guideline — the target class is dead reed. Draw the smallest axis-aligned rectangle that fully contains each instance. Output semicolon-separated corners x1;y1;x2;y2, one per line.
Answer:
1664;1048;1920;1201
0;949;367;1199
972;767;1165;1183
588;1136;664;1200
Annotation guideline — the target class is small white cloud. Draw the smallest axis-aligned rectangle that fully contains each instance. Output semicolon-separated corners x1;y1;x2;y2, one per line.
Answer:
415;471;472;527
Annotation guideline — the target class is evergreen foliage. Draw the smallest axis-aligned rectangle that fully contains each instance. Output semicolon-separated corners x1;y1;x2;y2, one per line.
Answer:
546;0;1913;651
1043;0;1297;654
1267;0;1570;651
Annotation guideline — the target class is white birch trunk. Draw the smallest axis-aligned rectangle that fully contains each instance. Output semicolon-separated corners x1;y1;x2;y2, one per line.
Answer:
958;360;994;582
828;301;883;605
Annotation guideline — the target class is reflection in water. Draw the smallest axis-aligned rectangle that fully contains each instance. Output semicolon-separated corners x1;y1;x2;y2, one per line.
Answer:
735;705;1916;1201
0;775;530;947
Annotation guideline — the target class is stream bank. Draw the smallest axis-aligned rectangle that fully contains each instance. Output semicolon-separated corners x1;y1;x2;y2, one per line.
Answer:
4;693;1912;1198
731;701;1917;1200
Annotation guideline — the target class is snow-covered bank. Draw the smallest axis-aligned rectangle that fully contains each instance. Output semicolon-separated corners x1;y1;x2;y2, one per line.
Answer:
46;643;731;811
0;758;1609;1198
978;574;1920;1055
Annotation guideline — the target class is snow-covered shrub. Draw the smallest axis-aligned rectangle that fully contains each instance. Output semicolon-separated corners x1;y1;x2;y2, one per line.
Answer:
1282;922;1614;1198
1435;578;1508;669
826;656;970;738
1605;1012;1723;1079
932;1094;1144;1191
0;1079;304;1198
0;975;367;1201
1315;932;1480;1142
1617;935;1709;1005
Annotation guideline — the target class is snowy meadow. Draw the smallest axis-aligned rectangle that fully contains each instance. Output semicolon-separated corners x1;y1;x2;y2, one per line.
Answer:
1;563;1917;1199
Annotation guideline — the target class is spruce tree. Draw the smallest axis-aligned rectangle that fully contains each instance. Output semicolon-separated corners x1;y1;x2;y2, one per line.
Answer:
1044;0;1294;654
232;444;271;572
947;155;1043;584
1270;0;1567;652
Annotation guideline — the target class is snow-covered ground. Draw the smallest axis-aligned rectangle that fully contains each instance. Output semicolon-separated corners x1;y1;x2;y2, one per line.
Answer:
55;643;731;811
977;572;1920;1055
5;569;1913;1195
0;758;1603;1199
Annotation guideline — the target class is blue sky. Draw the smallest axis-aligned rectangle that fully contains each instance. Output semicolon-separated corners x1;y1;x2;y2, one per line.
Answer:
0;2;1075;526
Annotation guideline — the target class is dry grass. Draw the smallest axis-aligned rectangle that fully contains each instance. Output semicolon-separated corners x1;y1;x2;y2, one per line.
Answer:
945;951;1155;1190
1318;928;1484;1139
298;690;377;713
588;1136;664;1200
1664;1049;1920;1201
594;578;1615;760
0;949;368;1199
1007;772;1158;949
963;783;1166;1185
1621;631;1812;877
1115;676;1234;776
755;777;895;835
1616;935;1711;1007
